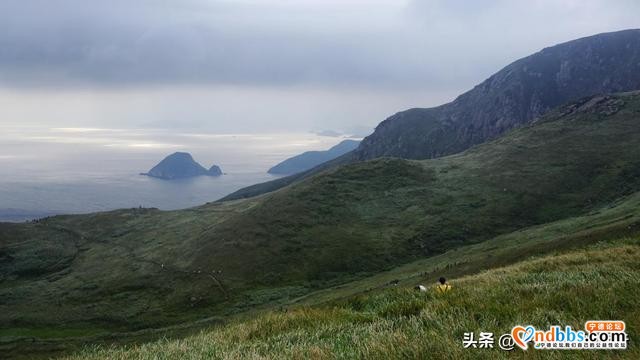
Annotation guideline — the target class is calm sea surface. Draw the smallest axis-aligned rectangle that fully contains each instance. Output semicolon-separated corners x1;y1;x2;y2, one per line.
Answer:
0;127;346;221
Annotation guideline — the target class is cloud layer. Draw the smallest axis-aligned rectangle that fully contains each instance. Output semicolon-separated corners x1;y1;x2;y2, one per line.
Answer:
0;1;638;132
1;0;637;89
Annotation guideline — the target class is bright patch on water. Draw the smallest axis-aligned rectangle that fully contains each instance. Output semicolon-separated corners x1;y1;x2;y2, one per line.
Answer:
0;126;350;221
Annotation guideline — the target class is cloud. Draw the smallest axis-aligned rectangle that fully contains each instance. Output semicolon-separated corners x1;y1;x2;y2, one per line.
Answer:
0;0;420;88
2;0;634;90
0;1;638;133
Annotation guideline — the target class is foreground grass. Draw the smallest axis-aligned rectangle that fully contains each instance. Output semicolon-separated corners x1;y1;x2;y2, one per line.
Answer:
67;237;640;359
5;193;638;359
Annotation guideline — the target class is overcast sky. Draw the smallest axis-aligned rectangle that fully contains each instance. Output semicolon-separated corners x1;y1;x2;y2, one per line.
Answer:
1;0;639;134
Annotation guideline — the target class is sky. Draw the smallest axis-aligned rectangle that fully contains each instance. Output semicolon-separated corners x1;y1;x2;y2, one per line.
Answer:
1;0;639;134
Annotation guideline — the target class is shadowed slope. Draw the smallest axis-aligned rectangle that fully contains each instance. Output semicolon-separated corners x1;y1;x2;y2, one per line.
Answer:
204;93;640;285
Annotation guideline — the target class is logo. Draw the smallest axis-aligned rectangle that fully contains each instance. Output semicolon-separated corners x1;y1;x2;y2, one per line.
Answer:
509;321;627;350
463;321;628;351
511;325;535;350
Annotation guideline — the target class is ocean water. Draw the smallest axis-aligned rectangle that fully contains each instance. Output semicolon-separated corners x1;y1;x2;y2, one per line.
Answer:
0;126;347;221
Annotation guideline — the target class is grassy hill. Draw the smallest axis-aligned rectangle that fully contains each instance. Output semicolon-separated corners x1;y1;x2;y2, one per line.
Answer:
203;92;640;286
5;187;640;358
2;92;640;356
65;236;640;359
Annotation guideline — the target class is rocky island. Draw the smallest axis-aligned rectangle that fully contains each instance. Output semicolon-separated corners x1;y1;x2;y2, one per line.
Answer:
142;152;223;180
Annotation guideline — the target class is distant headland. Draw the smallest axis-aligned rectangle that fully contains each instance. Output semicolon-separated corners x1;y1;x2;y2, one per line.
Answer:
268;139;360;175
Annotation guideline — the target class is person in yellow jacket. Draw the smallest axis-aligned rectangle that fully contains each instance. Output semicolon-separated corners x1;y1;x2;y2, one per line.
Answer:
436;277;452;293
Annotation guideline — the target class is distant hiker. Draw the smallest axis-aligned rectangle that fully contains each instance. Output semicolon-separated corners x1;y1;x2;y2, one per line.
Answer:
436;277;452;294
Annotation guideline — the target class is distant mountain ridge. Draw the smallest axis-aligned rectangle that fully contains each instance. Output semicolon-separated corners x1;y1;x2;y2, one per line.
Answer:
143;152;222;180
221;29;640;201
268;140;360;175
355;29;640;160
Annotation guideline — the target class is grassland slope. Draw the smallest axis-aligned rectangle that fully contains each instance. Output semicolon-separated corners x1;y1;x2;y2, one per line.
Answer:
2;92;640;355
67;236;640;359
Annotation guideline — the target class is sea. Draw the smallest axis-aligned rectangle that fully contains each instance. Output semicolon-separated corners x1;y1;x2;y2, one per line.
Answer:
0;126;348;222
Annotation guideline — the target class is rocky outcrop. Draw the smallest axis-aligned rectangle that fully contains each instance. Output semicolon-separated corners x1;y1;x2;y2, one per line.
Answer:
143;152;223;180
208;165;223;177
355;29;640;160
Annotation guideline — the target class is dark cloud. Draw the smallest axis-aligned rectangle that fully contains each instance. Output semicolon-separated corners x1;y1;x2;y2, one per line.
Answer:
0;0;638;91
0;1;426;88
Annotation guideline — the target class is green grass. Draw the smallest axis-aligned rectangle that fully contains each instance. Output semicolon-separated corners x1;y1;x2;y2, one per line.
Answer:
4;189;640;359
0;327;109;340
208;93;640;288
65;237;640;359
291;191;640;307
2;92;640;356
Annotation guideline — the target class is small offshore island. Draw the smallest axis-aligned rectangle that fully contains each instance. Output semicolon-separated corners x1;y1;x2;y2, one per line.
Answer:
142;152;223;180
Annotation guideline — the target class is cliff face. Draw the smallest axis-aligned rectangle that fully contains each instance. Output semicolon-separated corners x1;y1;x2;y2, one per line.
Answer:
355;29;640;160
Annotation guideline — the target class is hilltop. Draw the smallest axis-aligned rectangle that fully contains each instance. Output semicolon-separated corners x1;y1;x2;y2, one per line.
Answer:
222;29;640;201
356;29;640;160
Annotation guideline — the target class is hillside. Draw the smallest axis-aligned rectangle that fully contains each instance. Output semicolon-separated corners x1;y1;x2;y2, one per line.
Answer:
356;29;640;160
220;152;354;201
222;29;640;201
210;92;640;285
2;92;640;356
65;236;640;359
6;184;640;358
268;140;360;175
